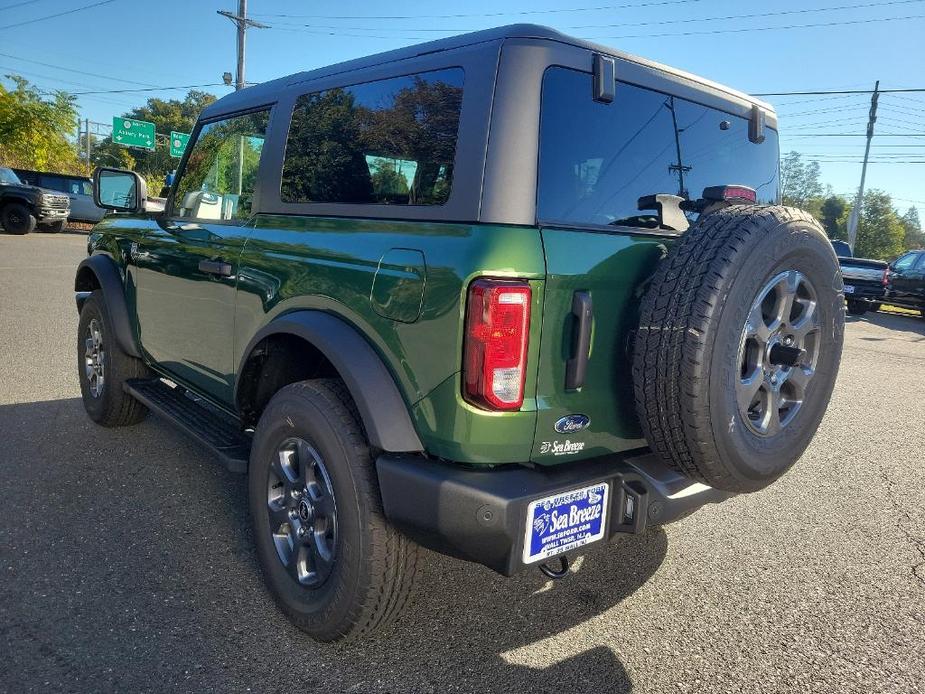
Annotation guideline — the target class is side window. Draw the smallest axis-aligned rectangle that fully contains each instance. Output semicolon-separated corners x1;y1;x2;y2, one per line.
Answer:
537;67;780;230
39;175;67;193
173;109;270;222
80;180;94;196
893;253;917;271
914;253;925;271
281;68;464;206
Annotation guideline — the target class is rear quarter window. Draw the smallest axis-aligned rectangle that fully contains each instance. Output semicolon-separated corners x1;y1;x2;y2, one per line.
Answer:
281;68;464;206
537;67;779;230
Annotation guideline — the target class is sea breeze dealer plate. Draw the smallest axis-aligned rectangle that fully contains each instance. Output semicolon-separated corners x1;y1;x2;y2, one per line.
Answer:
522;483;609;564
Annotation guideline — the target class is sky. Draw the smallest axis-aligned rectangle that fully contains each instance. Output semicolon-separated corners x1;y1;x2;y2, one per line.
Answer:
1;0;923;210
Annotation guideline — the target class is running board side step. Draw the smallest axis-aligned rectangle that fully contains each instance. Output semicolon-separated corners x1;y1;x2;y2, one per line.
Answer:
125;378;251;473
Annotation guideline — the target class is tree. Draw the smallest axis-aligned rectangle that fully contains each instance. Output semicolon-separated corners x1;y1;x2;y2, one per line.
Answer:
0;75;81;172
853;190;906;260
900;206;924;250
779;151;823;210
93;90;217;190
819;194;848;240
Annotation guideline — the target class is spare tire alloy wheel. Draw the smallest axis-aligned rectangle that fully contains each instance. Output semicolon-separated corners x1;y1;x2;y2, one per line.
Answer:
738;270;820;436
267;437;338;588
633;206;844;494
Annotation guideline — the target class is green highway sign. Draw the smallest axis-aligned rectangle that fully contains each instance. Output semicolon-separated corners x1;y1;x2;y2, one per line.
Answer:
112;116;155;150
169;131;190;158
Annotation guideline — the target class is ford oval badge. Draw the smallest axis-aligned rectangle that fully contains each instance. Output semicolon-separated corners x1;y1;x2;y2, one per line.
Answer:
554;414;590;434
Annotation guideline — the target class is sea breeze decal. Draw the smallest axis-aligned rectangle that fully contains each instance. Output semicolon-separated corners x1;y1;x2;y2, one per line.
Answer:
554;414;590;434
523;483;609;564
539;439;585;456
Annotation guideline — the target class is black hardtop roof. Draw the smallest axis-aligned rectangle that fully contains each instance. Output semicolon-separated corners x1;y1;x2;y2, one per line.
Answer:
201;23;773;119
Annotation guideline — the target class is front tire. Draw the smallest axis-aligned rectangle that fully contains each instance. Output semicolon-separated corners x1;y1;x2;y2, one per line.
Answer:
1;203;36;234
248;379;418;642
77;290;150;426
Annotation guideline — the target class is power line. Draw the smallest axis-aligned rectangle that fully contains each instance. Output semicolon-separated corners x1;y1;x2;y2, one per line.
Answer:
586;13;925;40
784;133;925;136
253;0;712;20
0;0;44;10
0;0;116;31
756;87;925;96
69;83;226;95
0;51;160;87
271;0;925;32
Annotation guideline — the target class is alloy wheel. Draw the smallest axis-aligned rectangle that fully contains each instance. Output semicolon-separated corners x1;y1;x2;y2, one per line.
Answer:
266;437;338;587
84;318;105;398
737;270;821;436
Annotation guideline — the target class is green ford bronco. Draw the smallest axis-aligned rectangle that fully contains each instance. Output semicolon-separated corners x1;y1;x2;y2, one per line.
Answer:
75;25;844;641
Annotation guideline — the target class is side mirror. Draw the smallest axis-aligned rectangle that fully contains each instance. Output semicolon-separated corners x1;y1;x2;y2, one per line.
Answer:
93;167;147;213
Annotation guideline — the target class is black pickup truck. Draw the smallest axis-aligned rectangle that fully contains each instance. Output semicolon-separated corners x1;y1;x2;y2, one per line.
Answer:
0;166;70;234
831;240;888;315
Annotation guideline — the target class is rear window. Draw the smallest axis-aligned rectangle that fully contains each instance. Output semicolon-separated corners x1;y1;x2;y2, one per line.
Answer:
538;67;779;229
281;68;464;206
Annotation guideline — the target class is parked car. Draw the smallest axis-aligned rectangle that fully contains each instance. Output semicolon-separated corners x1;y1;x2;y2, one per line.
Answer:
13;169;106;224
75;24;844;641
0;166;70;234
830;240;888;315
885;250;925;317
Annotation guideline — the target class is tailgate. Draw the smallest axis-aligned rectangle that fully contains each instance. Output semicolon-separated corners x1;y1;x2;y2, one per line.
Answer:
531;226;668;464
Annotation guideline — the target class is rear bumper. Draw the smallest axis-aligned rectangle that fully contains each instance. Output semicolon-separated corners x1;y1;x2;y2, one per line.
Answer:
842;279;885;301
376;451;732;576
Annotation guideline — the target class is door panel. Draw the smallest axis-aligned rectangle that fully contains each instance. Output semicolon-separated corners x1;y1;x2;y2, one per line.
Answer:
134;219;251;403
532;227;667;464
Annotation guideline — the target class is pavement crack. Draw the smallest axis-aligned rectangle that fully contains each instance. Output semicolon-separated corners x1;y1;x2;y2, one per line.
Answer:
877;467;925;589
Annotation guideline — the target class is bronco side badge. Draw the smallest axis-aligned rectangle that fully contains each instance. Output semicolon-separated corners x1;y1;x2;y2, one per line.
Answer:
554;414;590;434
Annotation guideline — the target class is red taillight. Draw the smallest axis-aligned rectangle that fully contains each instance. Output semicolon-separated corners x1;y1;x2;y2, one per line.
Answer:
463;279;531;411
882;268;890;286
702;185;758;203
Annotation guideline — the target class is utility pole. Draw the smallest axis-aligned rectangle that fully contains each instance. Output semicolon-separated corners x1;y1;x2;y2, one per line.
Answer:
666;96;691;198
84;117;90;175
217;1;268;91
846;80;879;251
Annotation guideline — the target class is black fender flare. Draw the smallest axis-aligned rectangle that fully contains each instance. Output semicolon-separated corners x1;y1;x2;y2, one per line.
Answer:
74;255;142;359
236;311;424;453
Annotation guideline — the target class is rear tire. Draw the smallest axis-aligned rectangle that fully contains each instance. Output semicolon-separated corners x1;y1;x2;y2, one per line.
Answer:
1;203;36;234
846;300;868;316
633;205;844;493
77;290;150;426
248;379;418;642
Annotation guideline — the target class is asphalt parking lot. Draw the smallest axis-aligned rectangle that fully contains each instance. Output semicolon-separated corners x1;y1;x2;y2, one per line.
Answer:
1;232;923;694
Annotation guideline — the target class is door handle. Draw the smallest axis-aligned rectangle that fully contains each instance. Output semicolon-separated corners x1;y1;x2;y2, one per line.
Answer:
566;291;593;390
198;259;233;277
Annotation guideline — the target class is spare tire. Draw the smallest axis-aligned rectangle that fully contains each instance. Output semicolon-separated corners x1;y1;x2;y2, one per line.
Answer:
632;205;844;493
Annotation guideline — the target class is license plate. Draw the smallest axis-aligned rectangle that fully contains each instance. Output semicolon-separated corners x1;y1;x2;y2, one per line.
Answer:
523;483;609;564
844;285;855;294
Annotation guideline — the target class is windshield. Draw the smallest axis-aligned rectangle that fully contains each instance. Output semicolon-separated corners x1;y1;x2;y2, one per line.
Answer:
0;168;23;185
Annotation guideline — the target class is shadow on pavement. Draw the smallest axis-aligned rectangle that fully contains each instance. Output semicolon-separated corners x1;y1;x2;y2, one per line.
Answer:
0;397;667;693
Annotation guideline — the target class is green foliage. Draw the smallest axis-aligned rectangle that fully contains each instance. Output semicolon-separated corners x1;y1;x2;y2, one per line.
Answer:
819;194;849;240
853;190;906;261
0;76;81;172
93;90;217;184
900;206;923;249
780;151;823;209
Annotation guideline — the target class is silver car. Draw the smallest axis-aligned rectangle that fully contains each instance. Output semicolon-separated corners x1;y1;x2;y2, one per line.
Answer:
13;170;106;224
